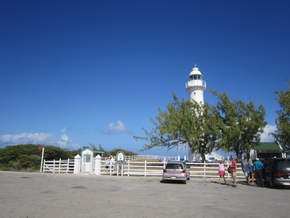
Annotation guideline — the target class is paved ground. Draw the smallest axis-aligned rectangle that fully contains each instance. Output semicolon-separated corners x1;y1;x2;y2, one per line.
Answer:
0;171;290;218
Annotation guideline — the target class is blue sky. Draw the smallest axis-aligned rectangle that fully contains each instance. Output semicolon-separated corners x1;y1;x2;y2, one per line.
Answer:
1;0;289;157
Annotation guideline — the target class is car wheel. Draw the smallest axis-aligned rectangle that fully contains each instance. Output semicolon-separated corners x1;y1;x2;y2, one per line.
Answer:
183;180;187;184
187;176;190;180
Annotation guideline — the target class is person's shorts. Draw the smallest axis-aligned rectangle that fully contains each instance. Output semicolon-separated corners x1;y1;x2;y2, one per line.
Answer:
231;172;236;178
244;172;249;178
218;170;225;176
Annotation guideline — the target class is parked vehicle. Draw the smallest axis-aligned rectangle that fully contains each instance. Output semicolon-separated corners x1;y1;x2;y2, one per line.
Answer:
162;160;190;184
263;158;290;188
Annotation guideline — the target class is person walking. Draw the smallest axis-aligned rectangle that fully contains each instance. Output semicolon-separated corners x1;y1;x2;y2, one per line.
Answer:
242;157;251;185
248;159;255;185
253;158;264;187
218;160;226;184
229;155;237;187
104;156;110;173
109;155;115;174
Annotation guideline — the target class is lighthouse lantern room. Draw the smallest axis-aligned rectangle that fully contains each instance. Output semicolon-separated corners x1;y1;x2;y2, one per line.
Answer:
185;65;206;104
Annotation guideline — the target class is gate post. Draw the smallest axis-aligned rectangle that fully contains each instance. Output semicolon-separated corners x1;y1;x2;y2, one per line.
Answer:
95;155;102;175
74;154;81;174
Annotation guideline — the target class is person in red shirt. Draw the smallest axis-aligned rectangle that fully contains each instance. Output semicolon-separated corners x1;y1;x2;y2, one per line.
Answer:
229;155;237;187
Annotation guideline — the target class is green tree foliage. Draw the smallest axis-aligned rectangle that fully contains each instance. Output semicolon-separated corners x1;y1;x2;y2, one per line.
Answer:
0;144;136;171
108;148;136;157
88;143;112;157
0;144;76;171
211;90;267;159
134;93;223;162
271;81;290;153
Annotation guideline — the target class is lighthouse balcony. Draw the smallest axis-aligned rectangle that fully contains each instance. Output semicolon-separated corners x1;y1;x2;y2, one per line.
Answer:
185;80;206;89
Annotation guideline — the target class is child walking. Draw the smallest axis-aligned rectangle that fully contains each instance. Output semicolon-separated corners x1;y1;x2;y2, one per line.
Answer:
218;160;226;184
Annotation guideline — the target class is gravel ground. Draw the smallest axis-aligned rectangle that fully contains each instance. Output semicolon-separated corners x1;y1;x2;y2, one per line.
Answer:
0;171;290;218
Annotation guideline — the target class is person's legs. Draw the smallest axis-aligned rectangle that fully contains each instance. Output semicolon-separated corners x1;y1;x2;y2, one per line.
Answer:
231;172;237;186
255;170;259;185
251;172;255;184
247;173;250;185
257;170;264;187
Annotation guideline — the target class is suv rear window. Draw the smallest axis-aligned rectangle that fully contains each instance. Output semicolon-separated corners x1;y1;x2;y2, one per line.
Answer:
166;163;183;169
275;160;290;169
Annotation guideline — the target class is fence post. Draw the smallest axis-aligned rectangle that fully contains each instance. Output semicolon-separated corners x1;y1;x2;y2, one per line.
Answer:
53;159;55;173
59;158;61;174
144;160;147;177
127;160;130;177
74;154;81;174
94;155;101;175
203;161;206;178
66;158;69;174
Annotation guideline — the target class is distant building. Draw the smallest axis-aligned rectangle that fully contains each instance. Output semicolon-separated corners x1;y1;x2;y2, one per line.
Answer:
250;142;286;160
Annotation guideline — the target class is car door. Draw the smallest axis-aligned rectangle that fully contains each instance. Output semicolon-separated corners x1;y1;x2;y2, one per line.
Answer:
263;159;273;182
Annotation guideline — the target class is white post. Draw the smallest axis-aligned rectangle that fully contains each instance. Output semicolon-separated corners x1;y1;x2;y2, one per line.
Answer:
127;160;130;177
74;154;81;174
94;155;101;175
144;160;147;177
39;147;44;172
59;158;61;174
66;158;69;174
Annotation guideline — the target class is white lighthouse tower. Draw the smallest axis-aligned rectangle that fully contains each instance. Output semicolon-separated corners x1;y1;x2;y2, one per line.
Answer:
185;65;206;161
185;64;206;104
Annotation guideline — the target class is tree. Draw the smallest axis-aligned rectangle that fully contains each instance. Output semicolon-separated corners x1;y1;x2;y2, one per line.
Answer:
134;93;223;162
270;81;290;153
211;90;267;159
0;144;75;171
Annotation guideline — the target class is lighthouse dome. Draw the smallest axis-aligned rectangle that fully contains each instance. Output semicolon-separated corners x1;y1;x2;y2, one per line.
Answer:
189;66;203;80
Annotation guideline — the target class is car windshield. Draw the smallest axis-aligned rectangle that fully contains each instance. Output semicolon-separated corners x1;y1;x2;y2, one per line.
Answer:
166;163;183;169
276;160;290;169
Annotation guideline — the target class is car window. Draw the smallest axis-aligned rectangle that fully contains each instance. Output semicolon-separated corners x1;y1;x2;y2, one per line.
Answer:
276;160;290;169
166;163;183;169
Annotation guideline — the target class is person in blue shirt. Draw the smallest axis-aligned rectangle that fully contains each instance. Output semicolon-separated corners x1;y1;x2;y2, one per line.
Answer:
253;158;264;187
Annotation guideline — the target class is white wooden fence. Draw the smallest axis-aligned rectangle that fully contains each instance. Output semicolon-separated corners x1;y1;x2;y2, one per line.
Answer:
42;157;244;179
43;158;74;174
101;161;244;179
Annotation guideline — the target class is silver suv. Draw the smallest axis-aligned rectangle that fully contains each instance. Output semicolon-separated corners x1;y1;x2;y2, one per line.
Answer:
162;160;190;184
263;158;290;188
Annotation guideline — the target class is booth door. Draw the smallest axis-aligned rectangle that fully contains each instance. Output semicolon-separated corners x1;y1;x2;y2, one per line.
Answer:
83;154;92;172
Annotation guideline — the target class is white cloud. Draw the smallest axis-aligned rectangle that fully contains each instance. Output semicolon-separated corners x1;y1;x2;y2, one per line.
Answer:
260;124;276;142
101;120;133;135
56;134;69;147
0;132;70;148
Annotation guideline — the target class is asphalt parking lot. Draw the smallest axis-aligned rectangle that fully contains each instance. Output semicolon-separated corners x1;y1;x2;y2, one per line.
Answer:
1;171;290;218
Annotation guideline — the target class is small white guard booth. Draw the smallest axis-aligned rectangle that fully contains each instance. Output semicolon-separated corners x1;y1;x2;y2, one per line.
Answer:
81;148;94;173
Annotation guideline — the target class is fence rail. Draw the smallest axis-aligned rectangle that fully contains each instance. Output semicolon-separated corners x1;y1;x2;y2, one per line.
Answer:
100;160;244;179
43;158;244;179
43;158;74;174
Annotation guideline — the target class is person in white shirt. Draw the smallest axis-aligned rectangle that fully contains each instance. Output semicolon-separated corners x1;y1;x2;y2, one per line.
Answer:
218;160;226;184
109;156;115;174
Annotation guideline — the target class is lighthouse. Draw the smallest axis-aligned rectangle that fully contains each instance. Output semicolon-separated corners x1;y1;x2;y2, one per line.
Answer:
185;65;206;161
185;65;206;104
